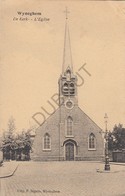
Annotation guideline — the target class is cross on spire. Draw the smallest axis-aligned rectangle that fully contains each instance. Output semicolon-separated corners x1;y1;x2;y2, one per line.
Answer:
64;7;70;20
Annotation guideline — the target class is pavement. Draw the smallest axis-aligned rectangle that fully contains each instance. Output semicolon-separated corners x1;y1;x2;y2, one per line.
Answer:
0;161;19;178
1;161;125;196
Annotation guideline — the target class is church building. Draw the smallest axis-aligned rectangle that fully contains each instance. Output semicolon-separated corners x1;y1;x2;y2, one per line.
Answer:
32;13;104;161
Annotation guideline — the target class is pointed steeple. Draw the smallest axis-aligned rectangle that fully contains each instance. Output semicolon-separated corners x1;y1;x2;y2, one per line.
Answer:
62;8;73;74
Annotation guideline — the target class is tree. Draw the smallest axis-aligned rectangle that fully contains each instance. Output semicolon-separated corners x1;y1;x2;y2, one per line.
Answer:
2;117;33;161
2;116;16;160
15;130;32;161
108;124;125;151
108;131;114;151
22;131;32;160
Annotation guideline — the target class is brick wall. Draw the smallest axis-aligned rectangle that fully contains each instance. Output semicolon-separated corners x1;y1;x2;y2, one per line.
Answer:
32;106;104;161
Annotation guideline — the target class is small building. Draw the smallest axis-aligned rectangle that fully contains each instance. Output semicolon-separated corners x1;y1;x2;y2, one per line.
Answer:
112;150;125;162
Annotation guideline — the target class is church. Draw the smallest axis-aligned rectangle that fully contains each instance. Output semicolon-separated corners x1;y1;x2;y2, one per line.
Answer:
32;13;104;161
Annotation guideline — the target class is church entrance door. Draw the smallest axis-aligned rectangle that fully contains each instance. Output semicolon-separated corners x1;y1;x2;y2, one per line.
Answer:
65;142;74;161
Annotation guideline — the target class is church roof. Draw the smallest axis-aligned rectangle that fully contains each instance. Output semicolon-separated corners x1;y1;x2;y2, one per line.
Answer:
62;8;73;74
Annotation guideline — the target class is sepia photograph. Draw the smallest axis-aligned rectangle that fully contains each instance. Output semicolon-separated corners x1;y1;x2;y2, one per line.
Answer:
0;1;125;195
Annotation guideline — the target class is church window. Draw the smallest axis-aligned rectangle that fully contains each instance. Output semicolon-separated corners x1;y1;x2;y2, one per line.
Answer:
88;133;96;149
63;83;68;89
43;133;51;150
63;83;69;96
69;83;75;95
67;116;73;136
70;83;74;87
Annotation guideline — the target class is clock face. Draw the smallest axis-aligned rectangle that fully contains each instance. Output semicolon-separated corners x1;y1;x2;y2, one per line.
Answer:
65;100;74;109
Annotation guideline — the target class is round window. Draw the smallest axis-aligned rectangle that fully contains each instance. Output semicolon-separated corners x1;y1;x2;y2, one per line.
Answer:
65;100;74;109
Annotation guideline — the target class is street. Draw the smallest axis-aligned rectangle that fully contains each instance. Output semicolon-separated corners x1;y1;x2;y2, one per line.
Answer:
1;161;125;196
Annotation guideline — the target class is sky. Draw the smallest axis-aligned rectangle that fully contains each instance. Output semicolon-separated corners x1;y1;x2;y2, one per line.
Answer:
0;1;125;135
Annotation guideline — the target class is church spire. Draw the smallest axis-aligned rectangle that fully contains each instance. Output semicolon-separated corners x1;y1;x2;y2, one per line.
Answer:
62;8;73;73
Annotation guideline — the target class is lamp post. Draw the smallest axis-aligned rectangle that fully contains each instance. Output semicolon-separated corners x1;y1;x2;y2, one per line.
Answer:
104;113;110;171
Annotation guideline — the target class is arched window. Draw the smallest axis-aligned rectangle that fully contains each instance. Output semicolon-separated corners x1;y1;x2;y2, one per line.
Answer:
67;116;73;136
63;83;69;96
63;83;68;88
69;83;75;95
43;133;51;150
70;83;74;87
89;133;96;149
